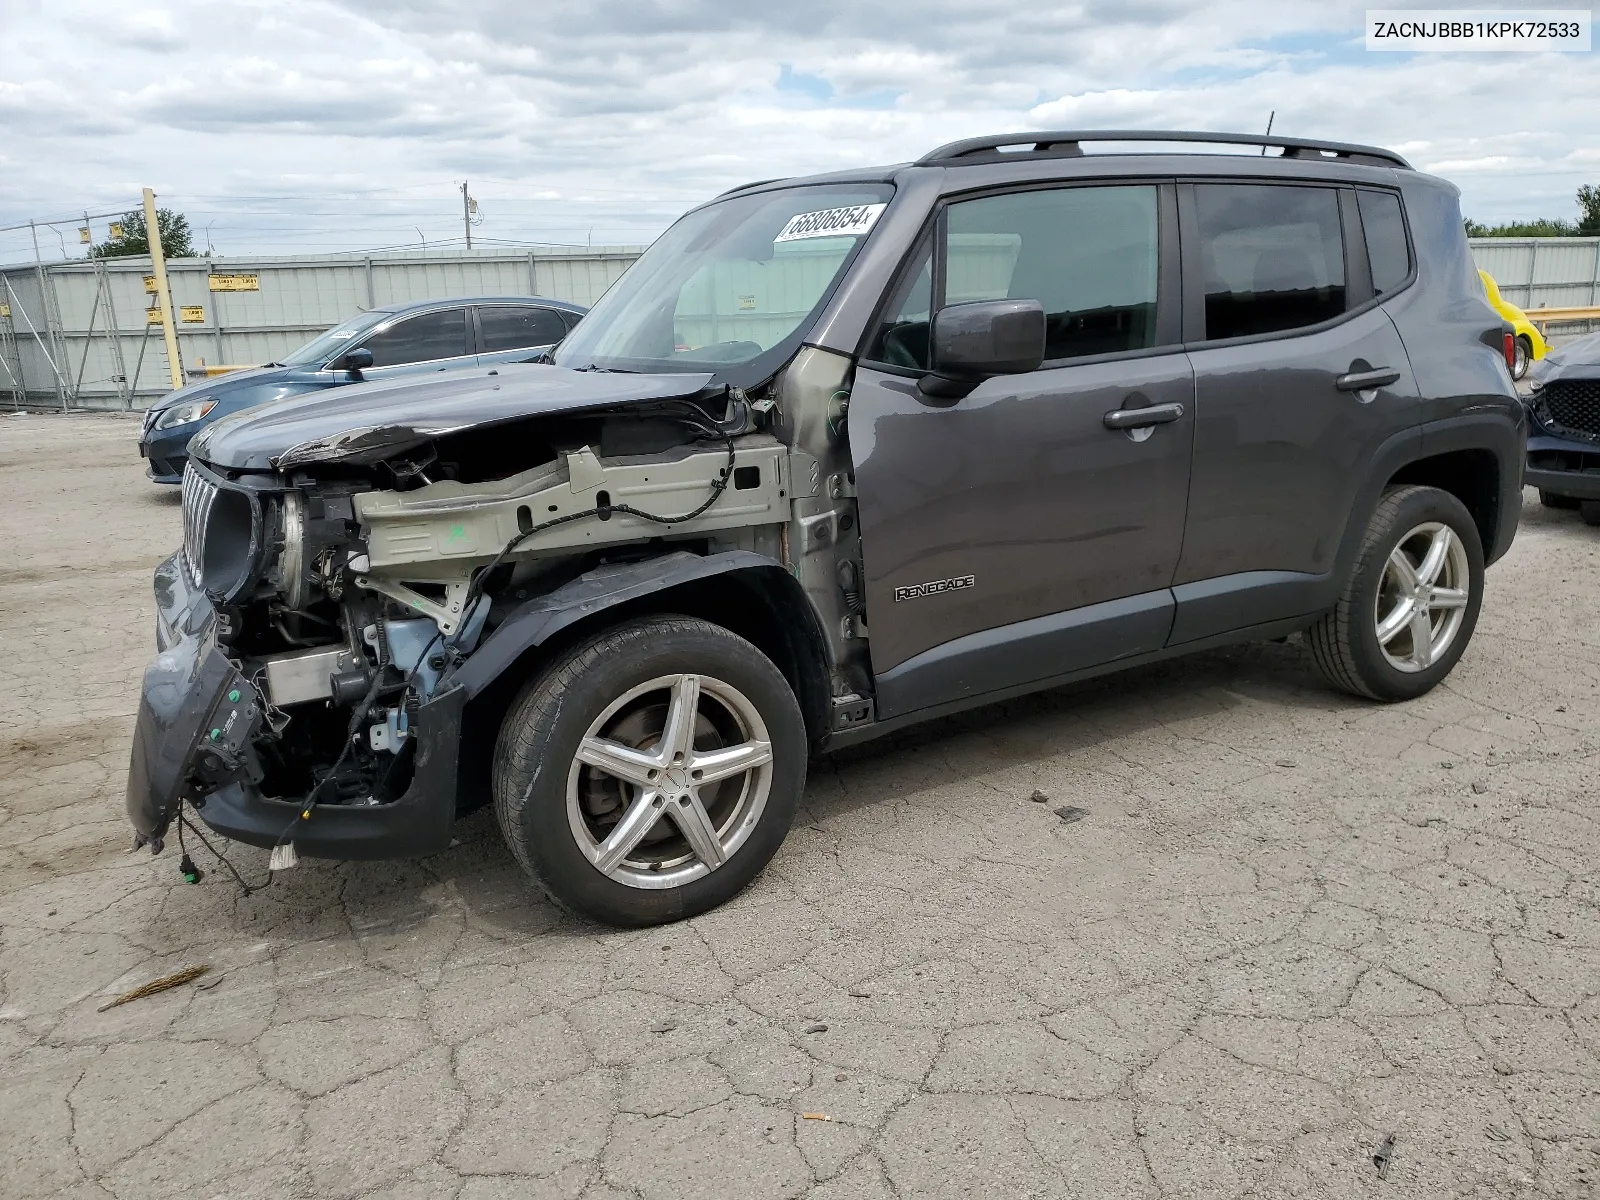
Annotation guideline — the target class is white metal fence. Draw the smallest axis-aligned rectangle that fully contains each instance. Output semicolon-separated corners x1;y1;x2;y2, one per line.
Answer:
1468;237;1600;311
3;236;1597;412
0;246;643;410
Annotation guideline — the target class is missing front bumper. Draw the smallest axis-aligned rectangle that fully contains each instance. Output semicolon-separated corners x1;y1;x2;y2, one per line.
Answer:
128;552;463;861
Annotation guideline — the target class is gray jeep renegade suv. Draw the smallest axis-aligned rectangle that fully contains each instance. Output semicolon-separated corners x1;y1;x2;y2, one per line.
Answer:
128;131;1525;926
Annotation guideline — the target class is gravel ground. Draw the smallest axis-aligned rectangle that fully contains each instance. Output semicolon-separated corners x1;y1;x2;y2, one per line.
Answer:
2;411;1598;1200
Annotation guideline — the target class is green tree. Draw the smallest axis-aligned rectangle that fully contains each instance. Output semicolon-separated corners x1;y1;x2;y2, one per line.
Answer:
1464;216;1576;238
93;208;195;258
1578;184;1600;237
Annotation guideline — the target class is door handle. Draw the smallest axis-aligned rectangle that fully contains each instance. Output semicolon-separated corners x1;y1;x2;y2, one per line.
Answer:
1335;367;1400;392
1103;402;1185;430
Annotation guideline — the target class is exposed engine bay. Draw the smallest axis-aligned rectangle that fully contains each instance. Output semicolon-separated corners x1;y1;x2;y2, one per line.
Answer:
138;350;866;849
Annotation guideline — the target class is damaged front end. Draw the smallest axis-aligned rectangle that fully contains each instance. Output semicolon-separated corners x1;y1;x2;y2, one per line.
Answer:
126;364;825;862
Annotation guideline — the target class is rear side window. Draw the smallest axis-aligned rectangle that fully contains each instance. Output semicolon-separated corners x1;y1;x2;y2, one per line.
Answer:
359;308;469;367
1357;190;1412;295
479;306;568;352
1194;184;1346;340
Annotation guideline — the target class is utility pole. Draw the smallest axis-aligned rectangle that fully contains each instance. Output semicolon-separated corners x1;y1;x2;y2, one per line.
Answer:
461;181;472;251
144;188;184;392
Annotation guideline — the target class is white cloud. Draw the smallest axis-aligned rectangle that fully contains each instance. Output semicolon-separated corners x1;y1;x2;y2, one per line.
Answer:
0;0;1595;261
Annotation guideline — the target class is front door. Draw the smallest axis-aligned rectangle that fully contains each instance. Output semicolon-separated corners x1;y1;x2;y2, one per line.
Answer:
850;182;1194;720
351;306;478;380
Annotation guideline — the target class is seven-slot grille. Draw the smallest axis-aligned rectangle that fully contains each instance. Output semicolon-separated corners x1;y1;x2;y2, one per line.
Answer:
1542;379;1600;441
180;464;221;587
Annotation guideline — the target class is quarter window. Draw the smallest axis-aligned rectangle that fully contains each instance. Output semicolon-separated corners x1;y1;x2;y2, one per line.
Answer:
359;308;469;367
1357;190;1411;295
1193;184;1346;340
479;306;568;352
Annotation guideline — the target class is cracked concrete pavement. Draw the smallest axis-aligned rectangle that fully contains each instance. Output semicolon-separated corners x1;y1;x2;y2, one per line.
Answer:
2;410;1599;1199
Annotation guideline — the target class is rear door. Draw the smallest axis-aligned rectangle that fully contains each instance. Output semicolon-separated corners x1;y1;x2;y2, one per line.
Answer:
351;306;477;380
850;181;1195;719
476;304;572;365
1171;181;1420;643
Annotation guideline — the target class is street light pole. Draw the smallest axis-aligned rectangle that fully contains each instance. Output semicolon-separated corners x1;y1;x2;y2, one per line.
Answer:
461;181;472;251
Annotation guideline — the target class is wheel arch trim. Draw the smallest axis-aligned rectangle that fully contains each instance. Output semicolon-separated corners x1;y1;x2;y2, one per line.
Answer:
452;550;833;741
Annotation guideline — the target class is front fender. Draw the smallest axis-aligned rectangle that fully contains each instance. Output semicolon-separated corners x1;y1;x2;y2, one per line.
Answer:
451;550;823;705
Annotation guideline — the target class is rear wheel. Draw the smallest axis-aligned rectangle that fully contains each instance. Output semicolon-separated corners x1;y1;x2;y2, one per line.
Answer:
493;615;806;926
1512;335;1532;381
1581;501;1600;527
1540;490;1580;510
1309;485;1484;701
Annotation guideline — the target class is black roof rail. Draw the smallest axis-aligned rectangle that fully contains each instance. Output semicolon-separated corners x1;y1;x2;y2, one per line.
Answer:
917;130;1412;170
717;177;790;197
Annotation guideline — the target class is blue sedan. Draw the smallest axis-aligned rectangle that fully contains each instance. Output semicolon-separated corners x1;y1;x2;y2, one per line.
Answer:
138;295;586;483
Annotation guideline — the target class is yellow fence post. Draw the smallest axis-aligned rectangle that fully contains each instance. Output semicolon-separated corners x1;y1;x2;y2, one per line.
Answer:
143;188;184;393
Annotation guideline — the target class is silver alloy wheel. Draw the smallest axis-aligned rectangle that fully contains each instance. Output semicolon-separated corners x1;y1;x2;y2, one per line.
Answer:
1512;337;1530;381
1374;521;1471;673
565;673;774;890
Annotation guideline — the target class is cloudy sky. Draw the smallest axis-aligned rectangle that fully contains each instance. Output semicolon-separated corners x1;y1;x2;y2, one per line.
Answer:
1;0;1595;263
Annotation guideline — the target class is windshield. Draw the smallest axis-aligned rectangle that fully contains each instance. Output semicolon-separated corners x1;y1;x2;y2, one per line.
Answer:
553;183;895;374
279;310;392;367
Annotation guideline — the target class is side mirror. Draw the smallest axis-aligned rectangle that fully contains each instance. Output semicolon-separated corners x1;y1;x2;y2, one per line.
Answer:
920;299;1046;399
338;347;374;373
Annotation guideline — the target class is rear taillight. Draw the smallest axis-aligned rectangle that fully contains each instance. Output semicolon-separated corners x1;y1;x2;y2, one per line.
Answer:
1503;332;1516;370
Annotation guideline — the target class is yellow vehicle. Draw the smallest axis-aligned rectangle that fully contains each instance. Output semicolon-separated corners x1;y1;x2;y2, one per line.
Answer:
1479;270;1549;380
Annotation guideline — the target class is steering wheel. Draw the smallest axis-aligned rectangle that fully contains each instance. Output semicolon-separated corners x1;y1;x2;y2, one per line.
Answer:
880;323;928;370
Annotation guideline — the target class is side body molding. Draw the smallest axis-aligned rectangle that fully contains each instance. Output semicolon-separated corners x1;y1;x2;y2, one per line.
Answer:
872;589;1175;722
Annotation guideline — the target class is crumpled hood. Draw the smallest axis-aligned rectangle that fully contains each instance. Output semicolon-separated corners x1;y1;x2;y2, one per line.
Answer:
1529;331;1600;386
189;363;716;471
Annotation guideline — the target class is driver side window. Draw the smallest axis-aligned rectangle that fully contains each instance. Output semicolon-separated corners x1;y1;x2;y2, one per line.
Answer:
358;307;469;368
865;185;1161;371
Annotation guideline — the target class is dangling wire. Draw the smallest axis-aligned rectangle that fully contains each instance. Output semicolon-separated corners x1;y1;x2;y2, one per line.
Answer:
178;809;270;895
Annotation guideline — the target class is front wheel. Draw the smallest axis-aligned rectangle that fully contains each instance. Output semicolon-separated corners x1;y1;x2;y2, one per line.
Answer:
1309;485;1485;701
1512;335;1532;381
493;615;807;926
1581;501;1600;527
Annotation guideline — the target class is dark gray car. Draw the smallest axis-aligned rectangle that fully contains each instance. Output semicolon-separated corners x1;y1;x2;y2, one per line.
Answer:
127;131;1523;926
1523;330;1600;522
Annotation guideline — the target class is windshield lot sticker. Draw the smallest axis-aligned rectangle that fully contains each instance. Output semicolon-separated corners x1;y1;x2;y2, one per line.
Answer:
775;203;887;243
894;574;976;602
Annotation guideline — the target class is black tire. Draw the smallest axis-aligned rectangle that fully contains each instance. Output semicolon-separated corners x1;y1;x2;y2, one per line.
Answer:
1540;490;1580;510
1512;335;1532;381
493;615;806;926
1581;501;1600;527
1308;485;1485;702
